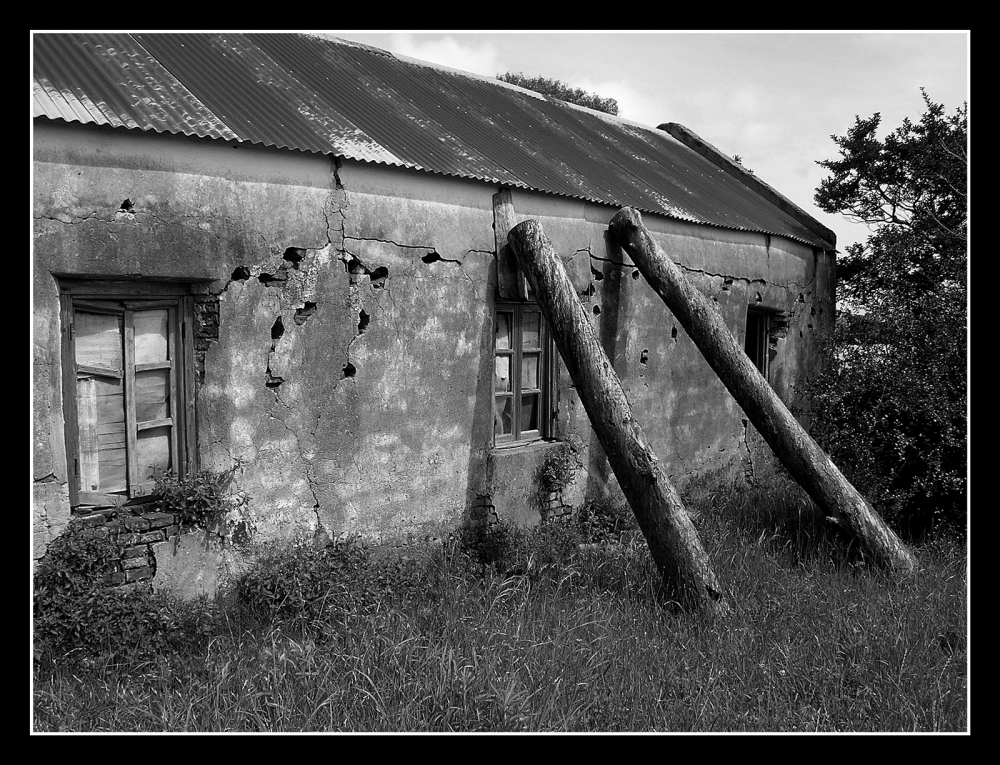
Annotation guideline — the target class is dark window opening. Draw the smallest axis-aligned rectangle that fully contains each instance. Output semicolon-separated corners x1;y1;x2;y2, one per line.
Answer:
745;308;771;379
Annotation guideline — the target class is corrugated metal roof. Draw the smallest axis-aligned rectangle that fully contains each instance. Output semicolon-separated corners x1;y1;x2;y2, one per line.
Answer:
32;32;834;249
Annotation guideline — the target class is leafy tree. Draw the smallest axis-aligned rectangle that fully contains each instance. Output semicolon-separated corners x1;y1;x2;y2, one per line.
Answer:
808;90;967;539
496;72;619;115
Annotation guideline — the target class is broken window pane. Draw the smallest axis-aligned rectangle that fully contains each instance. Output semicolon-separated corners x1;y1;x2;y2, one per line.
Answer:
494;396;513;435
494;356;511;393
495;312;512;350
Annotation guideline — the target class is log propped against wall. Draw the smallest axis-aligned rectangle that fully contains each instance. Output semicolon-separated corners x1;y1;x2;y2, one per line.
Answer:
506;219;731;617
607;207;917;576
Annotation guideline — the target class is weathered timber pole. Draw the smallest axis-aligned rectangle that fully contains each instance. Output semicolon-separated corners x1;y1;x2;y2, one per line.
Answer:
608;207;917;576
507;219;730;617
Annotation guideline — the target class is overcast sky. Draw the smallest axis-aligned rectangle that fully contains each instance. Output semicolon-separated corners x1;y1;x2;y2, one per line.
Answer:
328;31;969;253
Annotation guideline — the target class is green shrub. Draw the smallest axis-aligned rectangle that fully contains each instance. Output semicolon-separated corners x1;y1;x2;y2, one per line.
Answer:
33;521;214;669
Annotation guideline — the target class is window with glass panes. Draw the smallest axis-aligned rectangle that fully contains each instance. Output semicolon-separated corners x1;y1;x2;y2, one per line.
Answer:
60;283;196;509
493;303;553;443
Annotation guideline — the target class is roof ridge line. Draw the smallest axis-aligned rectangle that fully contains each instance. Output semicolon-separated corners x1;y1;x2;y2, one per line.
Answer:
658;122;836;251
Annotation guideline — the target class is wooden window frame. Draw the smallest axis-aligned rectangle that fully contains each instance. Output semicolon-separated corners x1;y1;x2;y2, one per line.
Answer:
493;301;556;446
59;280;197;510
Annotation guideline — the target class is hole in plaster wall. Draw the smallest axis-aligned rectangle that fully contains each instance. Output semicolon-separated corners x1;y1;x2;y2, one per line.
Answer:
342;362;357;378
119;198;134;213
294;302;317;326
283;247;305;267
259;272;285;286
632;270;640;280
593;305;601;315
271;316;285;341
591;266;604;281
421;252;442;264
369;266;388;287
671;326;678;340
722;278;734;291
231;266;251;282
357;309;370;334
640;349;649;365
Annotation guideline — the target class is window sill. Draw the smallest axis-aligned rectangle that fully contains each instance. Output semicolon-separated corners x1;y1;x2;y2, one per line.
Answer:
492;437;561;453
71;495;157;517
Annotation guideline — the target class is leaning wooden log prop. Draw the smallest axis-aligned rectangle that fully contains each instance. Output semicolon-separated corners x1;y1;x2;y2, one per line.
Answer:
608;207;917;576
507;219;730;617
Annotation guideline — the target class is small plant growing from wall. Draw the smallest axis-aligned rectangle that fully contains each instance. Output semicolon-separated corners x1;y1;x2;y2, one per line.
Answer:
151;460;248;535
537;445;577;498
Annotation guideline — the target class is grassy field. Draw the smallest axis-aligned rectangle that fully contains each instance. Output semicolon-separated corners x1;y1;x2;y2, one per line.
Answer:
32;473;967;733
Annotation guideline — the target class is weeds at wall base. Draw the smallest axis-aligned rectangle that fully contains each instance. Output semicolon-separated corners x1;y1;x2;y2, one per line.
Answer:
33;471;966;732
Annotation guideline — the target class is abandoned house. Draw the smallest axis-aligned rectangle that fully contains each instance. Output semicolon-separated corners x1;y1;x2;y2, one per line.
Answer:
32;33;837;595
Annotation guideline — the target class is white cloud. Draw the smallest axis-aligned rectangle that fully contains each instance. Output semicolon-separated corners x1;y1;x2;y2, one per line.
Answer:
572;78;659;125
383;34;503;79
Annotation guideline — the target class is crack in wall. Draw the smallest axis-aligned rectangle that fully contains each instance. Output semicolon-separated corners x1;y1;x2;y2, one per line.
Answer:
588;247;815;293
681;264;810;291
415;246;492;302
344;234;443;252
420;251;456;265
260;398;323;530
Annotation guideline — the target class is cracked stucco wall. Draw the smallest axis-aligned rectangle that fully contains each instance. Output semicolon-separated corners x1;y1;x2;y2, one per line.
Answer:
484;189;834;513
197;159;499;545
33;121;336;559
33;119;834;577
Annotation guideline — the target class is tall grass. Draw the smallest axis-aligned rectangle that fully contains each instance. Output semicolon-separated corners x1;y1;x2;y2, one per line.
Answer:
32;474;967;732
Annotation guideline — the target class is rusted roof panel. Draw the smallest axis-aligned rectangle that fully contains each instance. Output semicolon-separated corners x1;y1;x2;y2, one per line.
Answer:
32;32;832;249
